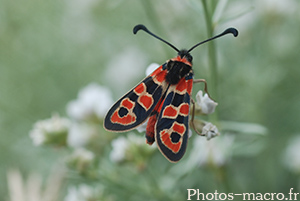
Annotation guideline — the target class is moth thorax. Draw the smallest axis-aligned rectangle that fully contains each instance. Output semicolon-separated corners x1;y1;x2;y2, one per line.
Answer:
165;60;192;85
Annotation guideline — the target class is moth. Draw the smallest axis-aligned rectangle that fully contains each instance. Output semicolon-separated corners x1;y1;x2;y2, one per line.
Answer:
104;24;238;162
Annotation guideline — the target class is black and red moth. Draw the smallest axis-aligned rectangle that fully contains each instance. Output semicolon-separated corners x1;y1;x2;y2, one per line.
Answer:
104;24;238;162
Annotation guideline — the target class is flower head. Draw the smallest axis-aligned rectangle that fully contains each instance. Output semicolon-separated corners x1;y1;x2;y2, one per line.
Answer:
66;83;113;121
195;90;218;114
29;114;70;146
67;148;95;173
109;136;129;163
109;133;155;164
67;123;97;148
201;122;220;140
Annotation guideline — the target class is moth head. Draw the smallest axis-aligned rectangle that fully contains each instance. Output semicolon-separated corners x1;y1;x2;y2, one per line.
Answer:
178;49;193;63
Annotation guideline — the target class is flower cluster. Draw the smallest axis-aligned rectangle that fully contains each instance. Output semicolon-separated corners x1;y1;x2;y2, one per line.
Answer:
29;83;114;177
110;133;156;166
67;148;95;173
67;83;114;122
29;114;70;146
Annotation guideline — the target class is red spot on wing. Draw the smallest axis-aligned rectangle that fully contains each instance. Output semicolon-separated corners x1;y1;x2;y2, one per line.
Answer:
110;98;136;125
179;103;189;116
111;110;136;125
139;94;153;110
161;130;181;153
175;79;187;92
162;104;189;119
162;106;177;118
159;122;186;153
172;122;185;135
150;66;161;76
152;67;167;84
134;83;146;94
121;98;134;110
155;71;167;83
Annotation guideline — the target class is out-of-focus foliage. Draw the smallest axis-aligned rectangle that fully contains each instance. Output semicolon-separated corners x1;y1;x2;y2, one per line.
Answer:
1;0;300;200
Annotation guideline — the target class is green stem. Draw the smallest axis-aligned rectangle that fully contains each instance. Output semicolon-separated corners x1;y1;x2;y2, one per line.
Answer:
201;0;218;123
201;0;233;194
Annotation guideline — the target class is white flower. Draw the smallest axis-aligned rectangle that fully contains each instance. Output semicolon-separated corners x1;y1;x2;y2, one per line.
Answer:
30;128;46;146
189;134;234;167
109;136;129;163
29;114;70;146
201;122;220;140
71;148;95;163
145;63;160;76
68;148;95;172
283;135;300;174
67;83;113;121
136;120;148;133
67;123;97;148
109;133;156;163
195;90;218;114
64;184;99;201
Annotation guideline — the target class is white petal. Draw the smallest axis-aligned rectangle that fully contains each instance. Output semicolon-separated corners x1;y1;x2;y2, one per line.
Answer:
195;90;218;114
29;129;46;146
72;148;95;162
201;122;220;140
67;123;95;148
195;90;204;105
29;114;70;146
145;63;160;76
136;120;148;133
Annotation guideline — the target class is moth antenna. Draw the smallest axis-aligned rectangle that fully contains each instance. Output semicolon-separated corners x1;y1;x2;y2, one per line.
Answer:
133;24;180;53
188;28;238;53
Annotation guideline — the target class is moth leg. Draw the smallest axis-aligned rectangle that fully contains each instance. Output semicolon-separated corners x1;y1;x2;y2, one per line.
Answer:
193;79;214;101
190;98;205;136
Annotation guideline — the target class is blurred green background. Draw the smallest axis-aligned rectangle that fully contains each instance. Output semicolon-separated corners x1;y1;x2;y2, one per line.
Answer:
1;0;300;200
